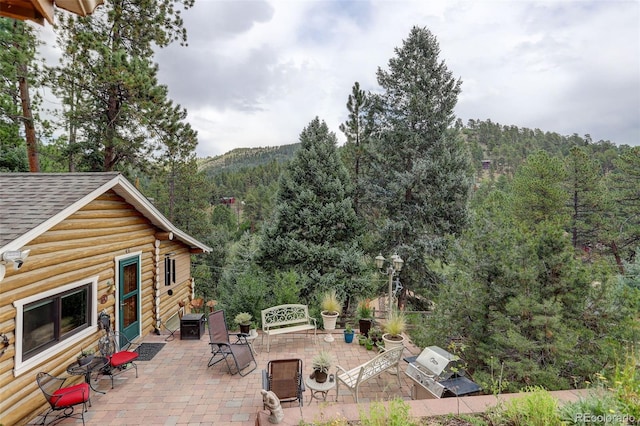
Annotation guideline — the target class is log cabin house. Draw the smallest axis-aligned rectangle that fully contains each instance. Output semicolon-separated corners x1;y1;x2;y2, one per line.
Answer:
0;172;211;425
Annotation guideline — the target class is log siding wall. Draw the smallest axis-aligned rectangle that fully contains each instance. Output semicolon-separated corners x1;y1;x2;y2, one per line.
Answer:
0;190;195;426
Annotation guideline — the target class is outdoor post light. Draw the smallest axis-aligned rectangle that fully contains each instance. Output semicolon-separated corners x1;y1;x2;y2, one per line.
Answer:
375;253;404;318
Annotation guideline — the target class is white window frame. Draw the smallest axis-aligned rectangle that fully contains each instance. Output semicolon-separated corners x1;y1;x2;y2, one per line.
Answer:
13;276;99;377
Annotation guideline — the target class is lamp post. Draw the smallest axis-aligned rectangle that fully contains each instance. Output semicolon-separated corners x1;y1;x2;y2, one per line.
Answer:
375;253;404;318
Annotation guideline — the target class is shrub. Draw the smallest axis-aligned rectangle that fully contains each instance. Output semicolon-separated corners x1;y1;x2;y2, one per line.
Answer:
559;391;626;425
489;386;562;426
358;398;418;426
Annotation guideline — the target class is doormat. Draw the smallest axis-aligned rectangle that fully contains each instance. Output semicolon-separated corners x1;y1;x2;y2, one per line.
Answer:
137;343;166;361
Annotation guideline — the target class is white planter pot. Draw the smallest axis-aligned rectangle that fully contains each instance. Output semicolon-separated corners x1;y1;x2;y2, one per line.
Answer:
382;333;405;350
321;311;339;342
321;311;338;331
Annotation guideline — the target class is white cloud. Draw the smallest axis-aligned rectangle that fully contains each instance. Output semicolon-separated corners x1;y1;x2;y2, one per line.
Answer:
39;0;640;157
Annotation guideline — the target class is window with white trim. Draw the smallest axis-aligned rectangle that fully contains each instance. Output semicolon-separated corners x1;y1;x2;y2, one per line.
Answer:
23;284;91;360
13;276;98;377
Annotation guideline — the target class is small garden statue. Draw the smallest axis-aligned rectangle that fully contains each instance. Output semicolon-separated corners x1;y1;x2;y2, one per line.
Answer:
260;389;284;424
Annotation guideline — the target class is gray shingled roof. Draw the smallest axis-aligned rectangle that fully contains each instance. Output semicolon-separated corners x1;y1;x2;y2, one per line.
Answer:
0;172;211;253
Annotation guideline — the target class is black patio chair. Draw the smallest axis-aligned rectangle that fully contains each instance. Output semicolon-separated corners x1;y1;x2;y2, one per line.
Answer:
36;372;91;425
97;311;139;388
207;310;257;376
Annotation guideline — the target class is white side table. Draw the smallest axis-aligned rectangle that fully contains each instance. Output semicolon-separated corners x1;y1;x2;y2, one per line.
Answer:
244;329;259;355
304;375;336;405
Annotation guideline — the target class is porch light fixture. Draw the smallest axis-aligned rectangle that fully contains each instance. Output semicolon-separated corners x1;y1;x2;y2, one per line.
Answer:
375;253;404;318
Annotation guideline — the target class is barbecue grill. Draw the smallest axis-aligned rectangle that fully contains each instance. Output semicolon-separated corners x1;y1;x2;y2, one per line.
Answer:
404;345;482;399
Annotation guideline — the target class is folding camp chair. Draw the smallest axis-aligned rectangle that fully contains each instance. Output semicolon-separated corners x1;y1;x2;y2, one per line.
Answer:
262;358;305;408
207;310;257;376
160;307;184;341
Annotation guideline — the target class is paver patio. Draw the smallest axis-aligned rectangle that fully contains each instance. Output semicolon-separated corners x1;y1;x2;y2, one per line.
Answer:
30;327;420;425
30;327;589;425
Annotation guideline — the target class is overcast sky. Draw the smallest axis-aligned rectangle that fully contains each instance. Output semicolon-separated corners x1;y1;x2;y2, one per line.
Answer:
44;0;640;157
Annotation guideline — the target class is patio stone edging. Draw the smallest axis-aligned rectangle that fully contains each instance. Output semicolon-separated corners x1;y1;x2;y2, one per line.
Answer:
255;388;591;426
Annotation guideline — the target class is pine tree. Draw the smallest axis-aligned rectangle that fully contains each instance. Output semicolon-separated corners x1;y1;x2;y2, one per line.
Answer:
257;117;370;303
564;146;604;251
366;26;472;299
0;18;41;171
47;0;194;172
602;146;640;272
339;81;374;214
511;150;568;229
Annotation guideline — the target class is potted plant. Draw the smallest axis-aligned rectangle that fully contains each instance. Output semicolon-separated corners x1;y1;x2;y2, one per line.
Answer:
358;334;367;346
356;299;373;337
234;312;252;334
77;348;95;366
368;326;383;344
320;290;341;342
365;338;374;350
310;350;333;383
343;324;355;343
382;310;406;350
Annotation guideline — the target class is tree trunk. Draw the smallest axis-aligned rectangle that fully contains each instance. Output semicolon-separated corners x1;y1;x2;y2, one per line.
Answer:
14;23;39;172
610;240;625;274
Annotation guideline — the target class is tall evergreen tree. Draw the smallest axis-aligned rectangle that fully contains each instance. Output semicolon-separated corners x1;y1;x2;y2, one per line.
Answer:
603;146;640;272
47;0;194;172
366;26;472;300
564;146;604;251
339;81;373;214
511;150;568;229
257;117;371;303
0;18;41;171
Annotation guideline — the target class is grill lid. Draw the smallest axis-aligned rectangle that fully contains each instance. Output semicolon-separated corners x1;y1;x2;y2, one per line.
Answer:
415;346;463;380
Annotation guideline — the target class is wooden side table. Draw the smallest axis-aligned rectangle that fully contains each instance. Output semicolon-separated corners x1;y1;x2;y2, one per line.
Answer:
304;375;335;405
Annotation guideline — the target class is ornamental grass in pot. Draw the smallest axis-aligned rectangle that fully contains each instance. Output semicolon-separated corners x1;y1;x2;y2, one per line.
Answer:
310;350;333;383
234;312;252;334
320;290;341;330
382;310;406;350
356;299;373;337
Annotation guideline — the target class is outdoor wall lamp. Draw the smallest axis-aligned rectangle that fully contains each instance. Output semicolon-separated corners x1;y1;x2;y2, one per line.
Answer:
375;253;404;318
0;249;31;282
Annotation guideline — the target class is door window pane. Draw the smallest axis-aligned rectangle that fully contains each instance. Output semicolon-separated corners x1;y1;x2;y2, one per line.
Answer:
122;295;138;328
123;263;137;294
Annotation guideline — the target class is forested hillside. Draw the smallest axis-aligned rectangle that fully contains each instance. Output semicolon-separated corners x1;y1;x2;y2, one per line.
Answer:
201;118;629;202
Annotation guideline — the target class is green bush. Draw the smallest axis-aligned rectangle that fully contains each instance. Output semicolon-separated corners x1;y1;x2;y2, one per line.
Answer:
358;398;418;426
489;386;562;426
559;391;627;425
611;350;640;419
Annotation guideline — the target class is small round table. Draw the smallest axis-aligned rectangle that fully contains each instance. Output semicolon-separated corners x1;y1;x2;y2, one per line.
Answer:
67;356;109;394
304;375;336;405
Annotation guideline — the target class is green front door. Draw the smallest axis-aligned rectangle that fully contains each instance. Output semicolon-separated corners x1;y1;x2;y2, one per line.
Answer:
119;256;140;345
